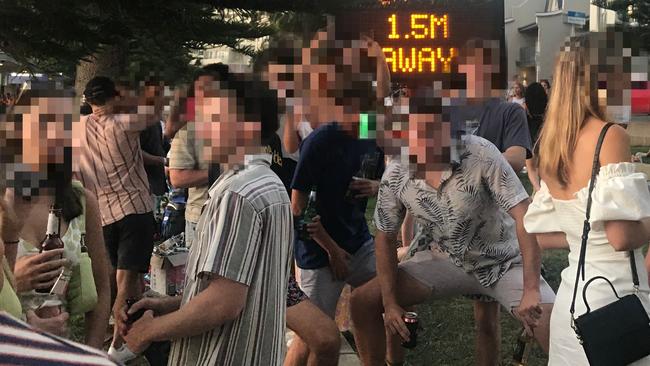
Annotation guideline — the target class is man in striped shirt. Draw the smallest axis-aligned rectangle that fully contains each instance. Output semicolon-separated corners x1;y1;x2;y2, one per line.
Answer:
77;76;166;359
120;72;292;366
0;312;119;366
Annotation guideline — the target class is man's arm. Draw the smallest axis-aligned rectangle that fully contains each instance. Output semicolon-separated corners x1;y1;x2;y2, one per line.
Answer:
509;199;541;292
509;199;543;328
502;146;526;173
142;150;165;167
535;232;569;250
375;230;401;308
169;169;208;189
283;112;301;155
164;87;190;139
134;277;247;343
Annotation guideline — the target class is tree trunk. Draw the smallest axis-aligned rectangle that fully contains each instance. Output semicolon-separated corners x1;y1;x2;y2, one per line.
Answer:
74;44;127;96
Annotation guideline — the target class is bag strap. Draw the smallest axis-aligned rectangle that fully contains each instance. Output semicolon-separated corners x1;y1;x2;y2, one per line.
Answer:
570;122;614;320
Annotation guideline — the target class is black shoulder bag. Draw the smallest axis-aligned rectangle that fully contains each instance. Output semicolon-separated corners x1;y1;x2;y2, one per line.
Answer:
570;122;650;366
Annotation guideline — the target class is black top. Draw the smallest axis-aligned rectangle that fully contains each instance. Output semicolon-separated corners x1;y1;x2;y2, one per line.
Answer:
291;122;385;269
266;133;295;195
140;122;167;196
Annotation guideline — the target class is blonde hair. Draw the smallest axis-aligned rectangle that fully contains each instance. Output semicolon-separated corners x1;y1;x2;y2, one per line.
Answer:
537;34;607;186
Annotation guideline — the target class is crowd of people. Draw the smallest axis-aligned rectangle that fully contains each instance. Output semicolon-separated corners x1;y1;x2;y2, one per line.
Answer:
0;26;649;366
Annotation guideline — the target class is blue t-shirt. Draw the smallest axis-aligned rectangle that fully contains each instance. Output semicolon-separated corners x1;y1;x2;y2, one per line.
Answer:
291;122;384;269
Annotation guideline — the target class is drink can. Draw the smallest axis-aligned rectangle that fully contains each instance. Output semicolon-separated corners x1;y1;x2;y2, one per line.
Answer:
402;312;418;349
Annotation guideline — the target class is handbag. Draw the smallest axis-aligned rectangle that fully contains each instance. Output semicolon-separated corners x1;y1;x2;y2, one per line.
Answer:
570;122;650;366
66;183;98;315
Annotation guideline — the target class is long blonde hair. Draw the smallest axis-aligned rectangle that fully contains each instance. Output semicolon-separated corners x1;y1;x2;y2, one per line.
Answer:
537;34;607;187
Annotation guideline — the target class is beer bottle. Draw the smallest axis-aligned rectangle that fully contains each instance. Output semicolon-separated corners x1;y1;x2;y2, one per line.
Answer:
512;328;534;365
36;206;64;294
345;153;377;202
299;188;317;241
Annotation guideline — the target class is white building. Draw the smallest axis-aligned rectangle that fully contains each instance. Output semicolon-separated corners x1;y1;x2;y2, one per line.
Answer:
504;0;617;84
194;37;266;73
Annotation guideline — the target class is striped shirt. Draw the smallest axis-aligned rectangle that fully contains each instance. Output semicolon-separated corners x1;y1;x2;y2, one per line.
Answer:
78;111;152;226
0;312;118;366
168;154;293;366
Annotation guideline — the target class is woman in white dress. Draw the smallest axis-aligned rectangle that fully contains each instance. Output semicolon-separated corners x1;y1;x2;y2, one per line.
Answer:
523;32;650;365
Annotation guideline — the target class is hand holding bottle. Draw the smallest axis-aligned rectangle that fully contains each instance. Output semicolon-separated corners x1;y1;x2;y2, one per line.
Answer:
14;248;67;293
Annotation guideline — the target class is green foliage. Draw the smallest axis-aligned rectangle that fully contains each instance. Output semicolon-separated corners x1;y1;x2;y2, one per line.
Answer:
0;1;280;82
593;0;650;48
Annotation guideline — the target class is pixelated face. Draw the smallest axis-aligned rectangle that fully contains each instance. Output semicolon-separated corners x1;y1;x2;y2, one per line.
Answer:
265;63;305;113
193;80;260;165
10;96;77;170
540;81;550;92
378;91;451;175
300;34;387;135
589;30;646;123
457;42;501;98
407;109;451;172
1;92;79;196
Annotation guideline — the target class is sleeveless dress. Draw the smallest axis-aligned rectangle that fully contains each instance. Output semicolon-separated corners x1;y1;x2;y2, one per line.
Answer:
524;163;650;365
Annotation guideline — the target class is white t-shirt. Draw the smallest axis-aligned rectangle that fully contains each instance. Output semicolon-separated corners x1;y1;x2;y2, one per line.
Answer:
511;97;525;106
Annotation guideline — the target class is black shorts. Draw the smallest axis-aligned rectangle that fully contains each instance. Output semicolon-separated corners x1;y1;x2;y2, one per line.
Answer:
103;212;155;272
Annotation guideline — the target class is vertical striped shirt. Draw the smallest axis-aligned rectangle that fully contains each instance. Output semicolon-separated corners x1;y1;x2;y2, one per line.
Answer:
168;154;293;366
0;312;118;366
78;112;152;226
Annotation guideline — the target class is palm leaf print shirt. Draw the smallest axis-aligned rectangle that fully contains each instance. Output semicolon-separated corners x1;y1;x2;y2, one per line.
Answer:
375;136;530;287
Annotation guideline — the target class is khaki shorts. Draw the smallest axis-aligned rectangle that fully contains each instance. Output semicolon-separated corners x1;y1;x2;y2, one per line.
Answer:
399;250;555;311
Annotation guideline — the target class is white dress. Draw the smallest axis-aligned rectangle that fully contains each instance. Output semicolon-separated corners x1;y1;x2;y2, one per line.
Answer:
524;163;650;366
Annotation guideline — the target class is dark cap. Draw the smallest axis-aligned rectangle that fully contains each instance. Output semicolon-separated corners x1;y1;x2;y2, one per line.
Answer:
83;76;118;105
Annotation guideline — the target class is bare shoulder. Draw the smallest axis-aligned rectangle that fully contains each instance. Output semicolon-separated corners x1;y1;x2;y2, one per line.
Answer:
598;121;630;165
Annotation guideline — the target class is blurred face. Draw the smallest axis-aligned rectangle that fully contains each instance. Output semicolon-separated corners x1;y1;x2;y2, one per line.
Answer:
458;43;501;99
378;93;451;176
300;35;385;136
193;78;260;165
513;83;523;97
408;112;451;172
1;93;79;196
541;81;550;93
12;96;77;171
265;63;305;115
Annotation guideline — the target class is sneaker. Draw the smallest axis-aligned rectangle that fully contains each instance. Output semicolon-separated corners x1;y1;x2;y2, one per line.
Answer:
108;344;137;363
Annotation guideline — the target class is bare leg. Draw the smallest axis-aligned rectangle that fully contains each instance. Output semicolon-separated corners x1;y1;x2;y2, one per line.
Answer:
350;270;431;366
112;269;143;348
286;300;341;366
474;301;500;366
531;303;552;354
385;332;405;365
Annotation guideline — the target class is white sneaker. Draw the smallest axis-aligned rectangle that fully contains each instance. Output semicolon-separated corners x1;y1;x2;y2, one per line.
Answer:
108;344;137;363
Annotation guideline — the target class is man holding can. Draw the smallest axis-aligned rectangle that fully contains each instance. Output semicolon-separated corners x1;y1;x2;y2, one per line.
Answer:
349;81;555;365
